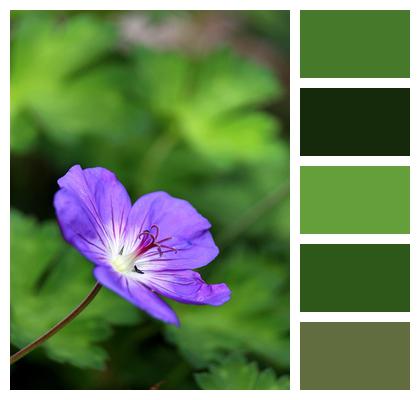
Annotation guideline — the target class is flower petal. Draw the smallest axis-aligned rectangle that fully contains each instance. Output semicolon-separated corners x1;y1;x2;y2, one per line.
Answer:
124;191;219;270
54;165;131;264
141;269;231;306
94;265;179;325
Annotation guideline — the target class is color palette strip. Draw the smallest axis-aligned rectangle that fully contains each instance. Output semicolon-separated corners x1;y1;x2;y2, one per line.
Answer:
299;9;411;391
300;88;410;156
300;166;410;234
300;322;410;390
300;244;410;312
300;10;410;78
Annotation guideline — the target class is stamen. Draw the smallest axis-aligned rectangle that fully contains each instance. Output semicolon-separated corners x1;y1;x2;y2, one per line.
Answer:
150;224;160;238
135;224;178;259
157;237;171;244
158;243;178;254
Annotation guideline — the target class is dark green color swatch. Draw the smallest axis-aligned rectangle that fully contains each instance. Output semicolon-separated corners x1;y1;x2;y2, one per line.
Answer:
300;322;410;389
300;244;410;312
300;11;410;78
300;166;410;234
300;88;410;156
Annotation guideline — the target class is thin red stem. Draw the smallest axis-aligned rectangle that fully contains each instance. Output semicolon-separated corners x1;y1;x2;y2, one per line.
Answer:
10;282;102;365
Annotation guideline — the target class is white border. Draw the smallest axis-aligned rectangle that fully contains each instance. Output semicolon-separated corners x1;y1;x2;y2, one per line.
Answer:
2;0;11;396
300;235;411;244
300;78;411;88
300;157;411;166
2;0;419;398
300;313;411;322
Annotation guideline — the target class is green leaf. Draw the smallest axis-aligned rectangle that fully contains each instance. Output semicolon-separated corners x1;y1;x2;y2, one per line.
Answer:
11;14;138;152
187;48;281;115
165;249;289;369
11;210;141;369
133;47;283;167
195;353;289;389
133;48;191;116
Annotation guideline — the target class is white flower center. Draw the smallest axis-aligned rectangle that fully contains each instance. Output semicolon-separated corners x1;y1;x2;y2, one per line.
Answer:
107;224;177;276
110;253;135;274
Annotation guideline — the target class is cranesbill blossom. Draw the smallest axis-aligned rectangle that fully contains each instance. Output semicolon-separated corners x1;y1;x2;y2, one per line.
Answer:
54;165;231;325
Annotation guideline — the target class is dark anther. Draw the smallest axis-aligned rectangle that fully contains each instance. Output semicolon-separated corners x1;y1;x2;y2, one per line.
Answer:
119;246;124;255
134;265;144;274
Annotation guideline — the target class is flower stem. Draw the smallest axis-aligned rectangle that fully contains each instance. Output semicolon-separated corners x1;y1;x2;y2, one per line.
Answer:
10;282;102;365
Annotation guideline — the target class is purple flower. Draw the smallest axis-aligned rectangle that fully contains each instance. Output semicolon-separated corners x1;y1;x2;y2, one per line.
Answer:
53;165;231;326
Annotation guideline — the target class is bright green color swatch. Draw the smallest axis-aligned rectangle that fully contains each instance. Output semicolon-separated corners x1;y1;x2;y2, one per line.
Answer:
300;244;410;312
300;167;410;234
300;11;410;78
301;322;410;389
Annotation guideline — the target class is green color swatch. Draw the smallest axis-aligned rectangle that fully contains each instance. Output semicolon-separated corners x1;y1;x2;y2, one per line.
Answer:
300;322;410;389
300;244;410;312
300;167;410;234
300;89;410;156
300;11;410;78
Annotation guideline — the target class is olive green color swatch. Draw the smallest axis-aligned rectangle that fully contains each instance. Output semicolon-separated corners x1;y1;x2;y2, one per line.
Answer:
300;244;410;312
300;322;410;389
300;167;410;234
300;11;410;78
300;89;410;156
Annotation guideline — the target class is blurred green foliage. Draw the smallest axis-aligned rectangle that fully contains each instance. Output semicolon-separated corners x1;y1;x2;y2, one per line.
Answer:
166;250;289;369
11;10;289;389
11;14;141;152
132;47;282;167
195;354;290;389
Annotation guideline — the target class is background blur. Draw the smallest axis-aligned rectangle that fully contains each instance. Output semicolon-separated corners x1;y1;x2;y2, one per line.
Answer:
10;10;290;389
